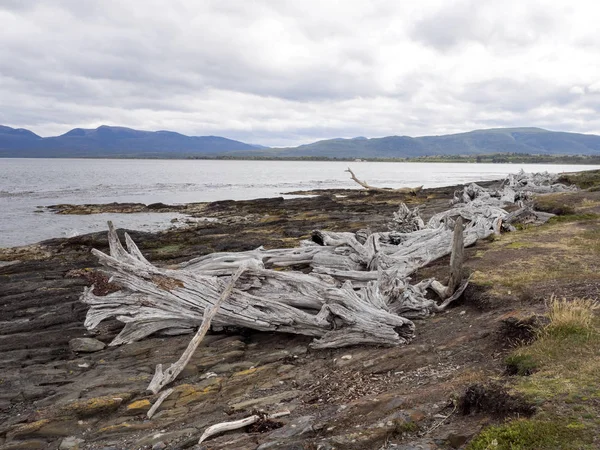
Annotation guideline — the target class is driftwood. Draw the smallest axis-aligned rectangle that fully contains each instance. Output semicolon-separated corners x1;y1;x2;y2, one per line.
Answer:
429;217;465;300
147;388;173;419
199;410;291;444
82;209;476;349
451;170;576;206
147;265;246;394
81;171;568;353
346;167;423;194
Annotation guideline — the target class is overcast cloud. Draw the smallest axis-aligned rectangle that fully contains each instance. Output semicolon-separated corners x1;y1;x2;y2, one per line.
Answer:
2;0;600;146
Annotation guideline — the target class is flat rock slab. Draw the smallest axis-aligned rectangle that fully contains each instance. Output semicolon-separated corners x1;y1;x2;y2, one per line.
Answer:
69;338;105;353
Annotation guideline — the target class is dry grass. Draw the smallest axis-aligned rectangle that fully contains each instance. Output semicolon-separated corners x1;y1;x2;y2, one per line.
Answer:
470;297;600;449
544;295;599;337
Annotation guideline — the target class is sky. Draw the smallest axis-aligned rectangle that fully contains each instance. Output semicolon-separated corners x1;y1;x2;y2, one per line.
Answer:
2;1;600;147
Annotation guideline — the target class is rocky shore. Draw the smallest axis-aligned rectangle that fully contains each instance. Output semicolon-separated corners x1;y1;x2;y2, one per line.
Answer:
2;173;600;450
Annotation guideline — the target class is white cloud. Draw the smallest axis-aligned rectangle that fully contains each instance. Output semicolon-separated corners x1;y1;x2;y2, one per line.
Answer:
2;0;600;146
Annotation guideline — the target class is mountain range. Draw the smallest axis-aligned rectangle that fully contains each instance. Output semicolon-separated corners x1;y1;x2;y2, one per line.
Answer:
2;125;600;158
0;125;265;158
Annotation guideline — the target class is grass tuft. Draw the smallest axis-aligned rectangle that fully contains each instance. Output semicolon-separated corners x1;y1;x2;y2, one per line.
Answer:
544;295;599;339
505;354;538;376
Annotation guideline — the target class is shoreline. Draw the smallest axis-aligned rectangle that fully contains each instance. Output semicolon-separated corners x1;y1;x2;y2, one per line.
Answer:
1;170;600;448
0;180;491;256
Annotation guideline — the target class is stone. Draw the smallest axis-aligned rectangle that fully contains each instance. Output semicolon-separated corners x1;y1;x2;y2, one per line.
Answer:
96;421;155;436
69;338;106;353
133;427;198;448
210;361;256;374
7;419;78;440
59;436;85;450
229;390;302;411
57;392;132;418
409;410;427;423
0;441;48;450
125;399;151;415
268;415;315;439
446;432;472;448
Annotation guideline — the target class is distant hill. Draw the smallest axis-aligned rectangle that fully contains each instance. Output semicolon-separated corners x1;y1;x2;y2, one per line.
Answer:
233;127;600;159
0;125;266;158
3;125;600;158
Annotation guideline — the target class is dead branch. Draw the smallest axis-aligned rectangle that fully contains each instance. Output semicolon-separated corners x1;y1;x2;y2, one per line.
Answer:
147;388;173;419
147;265;246;394
199;410;291;444
345;167;423;194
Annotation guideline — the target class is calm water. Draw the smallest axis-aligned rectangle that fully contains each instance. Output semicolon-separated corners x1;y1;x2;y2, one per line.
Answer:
1;159;598;248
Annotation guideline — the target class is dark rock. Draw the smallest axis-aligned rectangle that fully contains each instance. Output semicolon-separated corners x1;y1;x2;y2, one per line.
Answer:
446;432;471;448
268;415;315;439
0;441;49;450
69;338;105;353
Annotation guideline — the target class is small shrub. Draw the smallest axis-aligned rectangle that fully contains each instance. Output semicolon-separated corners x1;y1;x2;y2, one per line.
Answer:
458;384;534;417
505;354;538;376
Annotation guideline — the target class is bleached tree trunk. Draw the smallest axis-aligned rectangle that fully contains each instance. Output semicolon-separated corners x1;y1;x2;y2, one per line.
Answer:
346;167;423;194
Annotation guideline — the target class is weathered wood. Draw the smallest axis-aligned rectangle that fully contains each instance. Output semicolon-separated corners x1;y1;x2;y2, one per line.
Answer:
147;265;246;394
199;410;290;444
83;226;417;349
388;204;425;233
147;387;173;418
346;167;423;194
430;217;464;300
81;171;570;350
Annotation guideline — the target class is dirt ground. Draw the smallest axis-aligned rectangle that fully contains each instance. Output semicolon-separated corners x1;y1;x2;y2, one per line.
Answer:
1;176;600;449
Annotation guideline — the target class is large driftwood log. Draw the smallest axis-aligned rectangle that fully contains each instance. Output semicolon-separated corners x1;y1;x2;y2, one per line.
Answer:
346;167;423;194
82;171;566;350
83;225;418;349
451;170;576;206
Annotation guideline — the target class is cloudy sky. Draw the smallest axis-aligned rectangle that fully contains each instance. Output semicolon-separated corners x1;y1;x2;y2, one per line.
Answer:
2;1;600;147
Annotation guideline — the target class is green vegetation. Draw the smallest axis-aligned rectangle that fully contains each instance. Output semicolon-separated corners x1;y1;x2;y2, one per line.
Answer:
469;297;600;449
557;169;600;190
505;354;539;376
547;213;600;224
467;418;593;450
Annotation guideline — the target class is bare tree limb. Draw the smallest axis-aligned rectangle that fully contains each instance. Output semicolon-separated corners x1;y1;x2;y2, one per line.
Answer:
147;265;247;394
345;167;423;194
147;387;173;419
199;410;291;444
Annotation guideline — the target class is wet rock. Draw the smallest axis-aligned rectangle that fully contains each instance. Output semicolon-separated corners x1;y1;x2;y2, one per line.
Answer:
59;436;85;450
69;338;106;353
